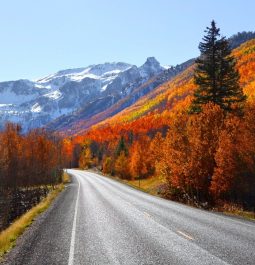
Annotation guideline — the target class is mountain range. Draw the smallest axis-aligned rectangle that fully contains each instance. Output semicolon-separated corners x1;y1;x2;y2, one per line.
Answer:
0;31;254;133
0;57;192;132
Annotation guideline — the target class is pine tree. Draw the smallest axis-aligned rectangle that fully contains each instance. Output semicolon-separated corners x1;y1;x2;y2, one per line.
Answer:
190;20;246;113
115;136;128;157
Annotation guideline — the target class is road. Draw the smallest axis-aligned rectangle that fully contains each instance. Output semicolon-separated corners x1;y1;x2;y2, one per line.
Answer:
2;169;255;265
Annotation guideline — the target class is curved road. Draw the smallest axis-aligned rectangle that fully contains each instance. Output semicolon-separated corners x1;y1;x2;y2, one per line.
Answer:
2;169;255;265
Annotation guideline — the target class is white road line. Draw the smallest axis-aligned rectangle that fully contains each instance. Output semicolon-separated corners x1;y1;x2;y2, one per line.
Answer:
68;175;80;265
144;211;151;218
177;230;194;240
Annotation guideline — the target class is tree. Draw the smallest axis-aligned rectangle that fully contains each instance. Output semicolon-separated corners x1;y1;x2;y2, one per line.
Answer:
115;136;128;156
210;105;255;204
190;20;246;113
0;123;23;188
130;138;152;180
186;103;224;201
79;147;92;169
159;112;190;198
114;151;129;179
102;156;113;175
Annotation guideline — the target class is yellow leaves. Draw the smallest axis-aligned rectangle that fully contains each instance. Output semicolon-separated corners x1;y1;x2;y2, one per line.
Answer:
115;151;129;179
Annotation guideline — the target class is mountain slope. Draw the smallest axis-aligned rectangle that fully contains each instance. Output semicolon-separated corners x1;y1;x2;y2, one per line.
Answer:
1;31;254;133
47;58;194;135
56;31;255;136
0;59;169;132
80;39;255;143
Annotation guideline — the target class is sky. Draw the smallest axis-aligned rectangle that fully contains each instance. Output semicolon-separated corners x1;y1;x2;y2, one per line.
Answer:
0;0;254;81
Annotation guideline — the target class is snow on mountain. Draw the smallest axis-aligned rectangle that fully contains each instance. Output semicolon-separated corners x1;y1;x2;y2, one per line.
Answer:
0;58;167;132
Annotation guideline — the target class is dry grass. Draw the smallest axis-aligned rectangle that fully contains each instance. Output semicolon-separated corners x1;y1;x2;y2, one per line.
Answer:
121;176;166;196
224;210;255;221
220;203;255;221
126;177;164;195
0;184;64;258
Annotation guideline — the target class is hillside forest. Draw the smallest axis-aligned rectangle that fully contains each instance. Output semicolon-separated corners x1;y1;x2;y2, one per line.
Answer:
69;21;255;210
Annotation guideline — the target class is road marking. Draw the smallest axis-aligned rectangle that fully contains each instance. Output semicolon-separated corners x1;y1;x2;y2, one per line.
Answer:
177;230;194;240
144;211;151;218
68;175;80;265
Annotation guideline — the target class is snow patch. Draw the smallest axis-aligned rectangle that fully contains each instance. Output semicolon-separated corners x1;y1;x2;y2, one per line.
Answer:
0;104;13;107
101;84;108;91
31;103;42;113
44;90;62;100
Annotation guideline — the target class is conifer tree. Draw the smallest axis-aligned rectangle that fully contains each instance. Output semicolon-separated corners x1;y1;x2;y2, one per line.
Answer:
190;20;246;113
115;136;128;156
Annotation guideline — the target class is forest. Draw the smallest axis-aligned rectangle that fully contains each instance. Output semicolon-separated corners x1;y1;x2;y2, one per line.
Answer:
73;22;255;211
0;123;68;230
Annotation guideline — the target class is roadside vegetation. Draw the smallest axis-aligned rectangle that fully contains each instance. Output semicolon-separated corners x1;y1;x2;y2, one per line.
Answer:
0;183;65;259
0;124;71;258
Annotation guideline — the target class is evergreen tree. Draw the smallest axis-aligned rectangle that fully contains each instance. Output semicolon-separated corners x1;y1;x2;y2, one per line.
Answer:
115;136;128;157
190;20;246;113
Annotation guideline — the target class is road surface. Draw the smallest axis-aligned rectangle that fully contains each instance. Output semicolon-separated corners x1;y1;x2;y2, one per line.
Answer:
2;169;255;265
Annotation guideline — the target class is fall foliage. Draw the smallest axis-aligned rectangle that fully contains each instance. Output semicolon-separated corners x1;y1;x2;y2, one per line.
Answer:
73;37;255;210
0;123;68;191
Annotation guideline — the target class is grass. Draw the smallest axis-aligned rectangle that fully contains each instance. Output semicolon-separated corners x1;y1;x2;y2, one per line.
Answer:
122;176;166;196
220;204;255;221
96;169;166;198
0;178;67;259
224;210;255;221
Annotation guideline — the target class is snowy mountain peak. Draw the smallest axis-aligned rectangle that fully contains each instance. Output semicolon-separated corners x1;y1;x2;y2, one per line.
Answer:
0;58;169;132
36;62;132;84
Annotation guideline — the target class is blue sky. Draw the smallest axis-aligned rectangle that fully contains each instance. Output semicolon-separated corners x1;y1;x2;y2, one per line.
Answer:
0;0;254;81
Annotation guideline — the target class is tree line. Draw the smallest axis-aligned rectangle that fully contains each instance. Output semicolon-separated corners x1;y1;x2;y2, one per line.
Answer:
0;123;68;191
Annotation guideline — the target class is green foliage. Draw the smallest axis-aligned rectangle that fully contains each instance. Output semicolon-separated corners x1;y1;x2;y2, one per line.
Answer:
115;136;128;156
190;20;246;114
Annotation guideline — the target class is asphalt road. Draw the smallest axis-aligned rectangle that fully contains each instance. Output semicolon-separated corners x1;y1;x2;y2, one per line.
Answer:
2;169;255;265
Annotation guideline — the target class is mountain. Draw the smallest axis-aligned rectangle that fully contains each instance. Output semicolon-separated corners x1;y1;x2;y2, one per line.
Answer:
228;31;255;49
46;58;194;134
80;38;255;143
0;59;167;132
1;31;254;134
50;31;255;136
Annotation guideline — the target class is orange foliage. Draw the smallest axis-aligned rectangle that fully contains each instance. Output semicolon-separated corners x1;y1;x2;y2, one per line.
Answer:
0;123;68;189
69;39;255;207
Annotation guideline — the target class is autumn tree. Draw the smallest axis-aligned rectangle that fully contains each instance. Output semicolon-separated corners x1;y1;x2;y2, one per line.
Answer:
79;146;92;169
157;112;190;200
130;136;152;180
190;20;246;113
211;105;255;205
186;103;224;201
102;156;113;175
0;123;65;190
78;139;101;169
149;132;165;177
0;123;23;189
114;151;130;179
